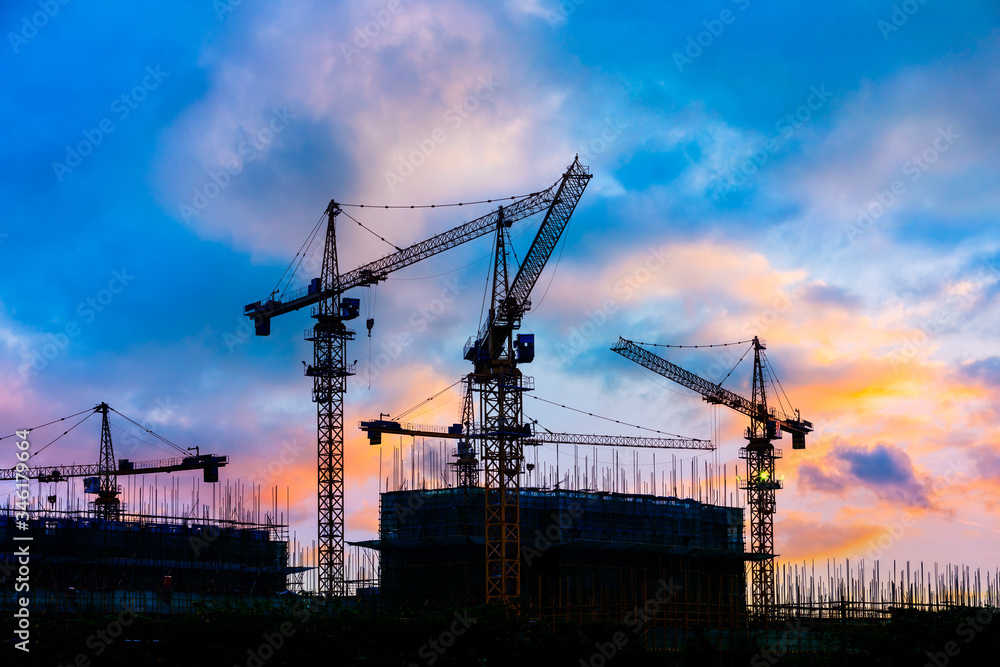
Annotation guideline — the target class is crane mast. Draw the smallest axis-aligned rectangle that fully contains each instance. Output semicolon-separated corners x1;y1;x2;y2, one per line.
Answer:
94;402;119;521
454;374;478;487
243;159;588;597
303;200;354;597
466;158;591;606
611;336;812;618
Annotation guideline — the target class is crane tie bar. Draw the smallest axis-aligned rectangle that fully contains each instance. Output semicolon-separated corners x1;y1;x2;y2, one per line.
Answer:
526;394;698;439
337;192;544;209
628;339;754;349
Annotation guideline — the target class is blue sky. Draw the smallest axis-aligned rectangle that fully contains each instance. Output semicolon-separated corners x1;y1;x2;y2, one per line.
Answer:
3;1;1000;575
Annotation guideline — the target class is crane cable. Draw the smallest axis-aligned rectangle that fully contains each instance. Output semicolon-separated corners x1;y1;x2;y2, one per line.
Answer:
717;343;754;389
523;413;554;435
363;283;377;389
340;208;401;252
337;192;543;210
108;423;184;459
762;352;795;418
526;394;705;440
630;339;755;349
0;406;95;441
16;410;97;463
273;208;327;302
270;188;547;298
530;222;569;312
108;407;189;456
392;378;465;421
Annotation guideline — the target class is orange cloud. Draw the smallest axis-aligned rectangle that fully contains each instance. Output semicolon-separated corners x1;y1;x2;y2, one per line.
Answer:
777;510;885;561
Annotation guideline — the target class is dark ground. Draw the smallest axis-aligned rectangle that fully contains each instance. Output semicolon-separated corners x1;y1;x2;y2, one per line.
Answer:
3;602;997;666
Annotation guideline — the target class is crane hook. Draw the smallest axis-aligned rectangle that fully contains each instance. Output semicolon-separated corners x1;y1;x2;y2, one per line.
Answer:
366;317;374;337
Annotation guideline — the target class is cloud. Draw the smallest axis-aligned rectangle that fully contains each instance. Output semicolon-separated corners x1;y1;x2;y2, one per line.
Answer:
797;462;845;494
798;441;930;508
961;356;1000;386
972;446;1000;483
800;281;861;309
152;0;610;262
777;511;885;561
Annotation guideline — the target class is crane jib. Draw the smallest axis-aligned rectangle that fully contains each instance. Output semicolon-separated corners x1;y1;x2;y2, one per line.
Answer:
610;337;812;437
243;159;591;334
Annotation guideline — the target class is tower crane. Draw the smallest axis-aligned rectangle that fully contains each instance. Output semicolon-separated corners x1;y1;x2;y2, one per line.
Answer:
463;159;590;606
362;158;592;605
0;402;227;521
610;337;812;618
243;157;590;597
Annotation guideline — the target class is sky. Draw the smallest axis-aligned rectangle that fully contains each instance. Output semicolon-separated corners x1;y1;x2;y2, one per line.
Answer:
2;1;999;578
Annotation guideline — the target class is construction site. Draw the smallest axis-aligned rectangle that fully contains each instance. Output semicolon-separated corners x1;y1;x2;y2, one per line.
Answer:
4;157;998;662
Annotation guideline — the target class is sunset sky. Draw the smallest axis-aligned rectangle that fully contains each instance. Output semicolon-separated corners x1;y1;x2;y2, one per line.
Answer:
3;1;999;576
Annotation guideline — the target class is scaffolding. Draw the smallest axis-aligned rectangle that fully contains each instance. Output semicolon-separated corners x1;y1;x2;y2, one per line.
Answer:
0;477;311;615
368;487;748;636
772;557;1000;623
0;506;293;615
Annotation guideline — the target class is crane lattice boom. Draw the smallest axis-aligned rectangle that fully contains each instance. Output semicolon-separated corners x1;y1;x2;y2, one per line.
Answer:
359;419;713;451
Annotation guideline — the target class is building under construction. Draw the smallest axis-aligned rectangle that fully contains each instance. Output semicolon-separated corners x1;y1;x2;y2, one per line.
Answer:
0;504;289;614
0;403;302;615
367;486;747;636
